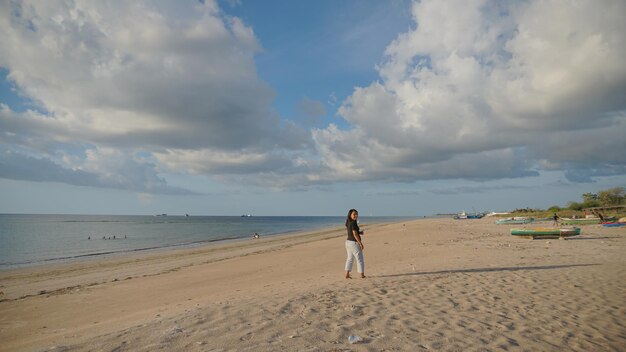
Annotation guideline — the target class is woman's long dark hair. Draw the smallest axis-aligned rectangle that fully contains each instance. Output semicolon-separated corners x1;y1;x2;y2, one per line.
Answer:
345;209;358;227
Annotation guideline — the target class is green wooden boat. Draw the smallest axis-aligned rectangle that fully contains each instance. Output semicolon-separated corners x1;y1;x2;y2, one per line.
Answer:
510;227;581;239
496;217;534;224
560;217;616;225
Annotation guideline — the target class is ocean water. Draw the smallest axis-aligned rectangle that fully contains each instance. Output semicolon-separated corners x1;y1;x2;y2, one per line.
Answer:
0;214;408;269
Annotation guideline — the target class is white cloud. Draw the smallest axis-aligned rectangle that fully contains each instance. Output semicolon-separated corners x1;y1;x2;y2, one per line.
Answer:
488;0;626;126
0;0;311;191
0;0;283;149
314;0;626;183
0;0;624;193
0;147;193;194
153;148;291;175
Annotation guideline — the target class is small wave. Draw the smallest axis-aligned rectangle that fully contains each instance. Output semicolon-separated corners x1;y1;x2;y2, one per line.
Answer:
61;220;132;223
0;235;245;269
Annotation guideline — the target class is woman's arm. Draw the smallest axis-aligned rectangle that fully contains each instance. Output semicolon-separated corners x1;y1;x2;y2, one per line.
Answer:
352;229;364;250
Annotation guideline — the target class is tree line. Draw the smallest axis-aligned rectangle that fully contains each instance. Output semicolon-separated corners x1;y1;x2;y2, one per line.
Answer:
549;187;625;212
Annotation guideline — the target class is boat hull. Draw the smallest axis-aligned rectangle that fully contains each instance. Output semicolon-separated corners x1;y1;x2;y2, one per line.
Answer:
561;217;616;225
496;218;534;224
510;227;581;239
454;213;484;219
602;222;626;227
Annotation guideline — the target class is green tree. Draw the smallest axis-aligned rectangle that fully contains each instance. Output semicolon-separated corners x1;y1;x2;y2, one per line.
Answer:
597;187;625;206
567;201;584;211
582;199;601;209
582;193;598;203
548;205;561;213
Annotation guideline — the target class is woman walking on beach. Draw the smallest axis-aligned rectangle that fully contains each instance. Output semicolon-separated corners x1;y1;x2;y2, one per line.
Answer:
344;209;365;279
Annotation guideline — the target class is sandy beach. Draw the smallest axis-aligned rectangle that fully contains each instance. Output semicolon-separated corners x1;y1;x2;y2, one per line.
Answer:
0;217;624;351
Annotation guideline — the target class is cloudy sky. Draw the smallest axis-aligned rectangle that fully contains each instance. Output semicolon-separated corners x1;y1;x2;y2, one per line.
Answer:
0;0;624;216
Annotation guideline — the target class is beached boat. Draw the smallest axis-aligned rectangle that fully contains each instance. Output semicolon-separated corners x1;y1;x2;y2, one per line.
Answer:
510;227;581;239
602;222;626;227
560;217;616;225
467;213;484;219
495;217;534;225
454;212;484;219
485;211;511;217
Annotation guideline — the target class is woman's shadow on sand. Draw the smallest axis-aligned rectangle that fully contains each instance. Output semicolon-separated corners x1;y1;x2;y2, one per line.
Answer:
378;263;600;278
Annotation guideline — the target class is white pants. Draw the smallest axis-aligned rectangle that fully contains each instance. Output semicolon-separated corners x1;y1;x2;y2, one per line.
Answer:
345;240;364;273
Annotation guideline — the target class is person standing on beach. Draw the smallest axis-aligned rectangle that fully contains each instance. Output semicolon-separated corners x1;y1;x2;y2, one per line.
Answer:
344;209;365;279
553;213;559;226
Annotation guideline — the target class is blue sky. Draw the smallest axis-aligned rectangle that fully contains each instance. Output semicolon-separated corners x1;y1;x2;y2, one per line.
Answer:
0;0;625;216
